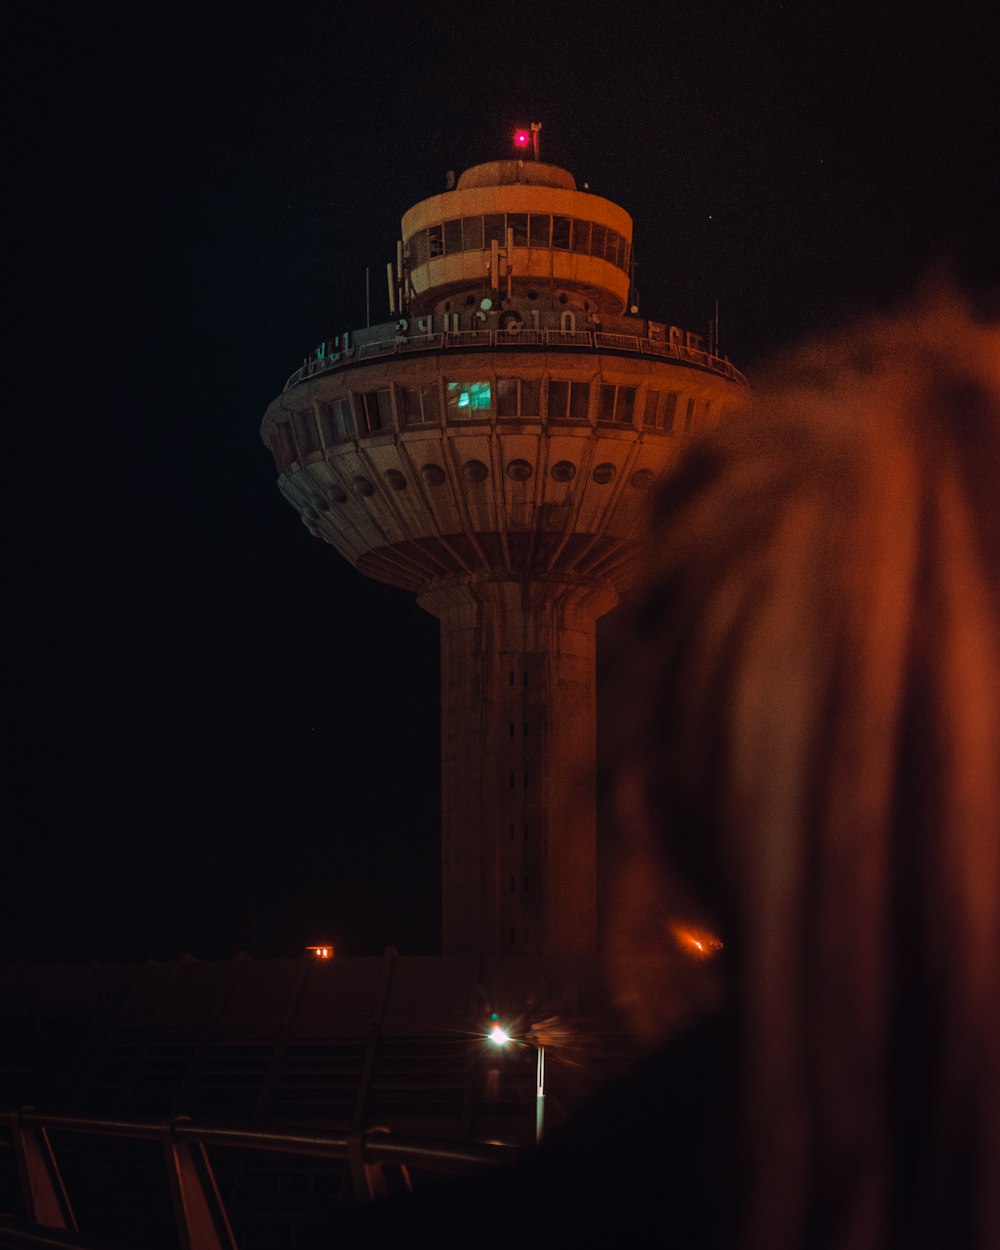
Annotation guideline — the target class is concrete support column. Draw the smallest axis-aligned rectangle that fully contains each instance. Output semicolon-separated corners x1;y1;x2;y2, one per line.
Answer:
418;574;618;956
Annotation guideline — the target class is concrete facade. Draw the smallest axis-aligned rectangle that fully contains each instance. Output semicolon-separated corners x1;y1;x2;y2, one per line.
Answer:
261;157;748;957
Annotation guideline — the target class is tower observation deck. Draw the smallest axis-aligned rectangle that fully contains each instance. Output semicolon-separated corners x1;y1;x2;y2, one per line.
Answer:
261;144;748;958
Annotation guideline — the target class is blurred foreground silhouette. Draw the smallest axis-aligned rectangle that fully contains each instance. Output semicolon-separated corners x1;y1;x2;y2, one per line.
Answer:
312;292;1000;1249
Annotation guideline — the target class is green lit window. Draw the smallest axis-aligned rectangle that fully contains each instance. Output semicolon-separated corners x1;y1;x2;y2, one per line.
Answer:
446;380;491;417
497;378;541;418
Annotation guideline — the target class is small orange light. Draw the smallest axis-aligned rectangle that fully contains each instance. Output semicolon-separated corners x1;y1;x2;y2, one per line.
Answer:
668;923;723;961
307;945;333;960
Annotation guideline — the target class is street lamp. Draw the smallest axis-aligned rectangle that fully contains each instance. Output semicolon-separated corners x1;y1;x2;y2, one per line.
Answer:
486;1014;545;1146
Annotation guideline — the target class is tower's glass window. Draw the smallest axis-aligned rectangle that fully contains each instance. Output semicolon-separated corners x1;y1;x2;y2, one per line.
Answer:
427;223;444;259
570;219;591;253
408;231;429;268
547;379;590;420
497;379;518;418
551;216;571;249
444;218;462;254
484;214;505;245
643;389;679;431
599;384;636;424
506;213;528;246
683;396;696;433
497;378;541;418
521;379;541;415
445;380;491;416
293;408;321;456
568;380;589;419
462;215;484;250
591;223;607;259
272;422;296;466
548;380;568;418
606;231;622;268
528;213;551;247
420;382;442;424
319;398;352;442
398;383;441;425
357;389;392;433
399;386;421;424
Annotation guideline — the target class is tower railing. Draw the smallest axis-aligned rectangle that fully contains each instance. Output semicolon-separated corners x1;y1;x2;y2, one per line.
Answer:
0;1106;522;1250
285;329;748;391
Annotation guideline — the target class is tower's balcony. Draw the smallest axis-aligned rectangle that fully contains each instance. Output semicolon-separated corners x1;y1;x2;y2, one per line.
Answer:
261;328;748;595
283;324;747;392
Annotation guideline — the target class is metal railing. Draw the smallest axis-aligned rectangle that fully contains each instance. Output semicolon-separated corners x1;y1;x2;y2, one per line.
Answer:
0;1107;522;1250
284;328;748;391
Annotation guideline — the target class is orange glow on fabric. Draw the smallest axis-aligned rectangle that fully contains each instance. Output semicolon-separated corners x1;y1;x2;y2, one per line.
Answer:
668;923;723;960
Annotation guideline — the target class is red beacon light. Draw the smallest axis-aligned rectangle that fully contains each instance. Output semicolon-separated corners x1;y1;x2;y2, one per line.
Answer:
513;122;541;159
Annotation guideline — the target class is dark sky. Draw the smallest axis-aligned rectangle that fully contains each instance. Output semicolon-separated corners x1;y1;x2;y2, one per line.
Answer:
18;2;997;963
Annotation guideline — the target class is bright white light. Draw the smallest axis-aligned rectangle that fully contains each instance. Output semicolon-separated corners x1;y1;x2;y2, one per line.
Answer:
489;1024;511;1046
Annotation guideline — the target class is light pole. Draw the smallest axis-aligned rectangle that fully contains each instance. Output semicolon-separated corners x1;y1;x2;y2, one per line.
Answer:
487;1015;545;1146
534;1042;545;1146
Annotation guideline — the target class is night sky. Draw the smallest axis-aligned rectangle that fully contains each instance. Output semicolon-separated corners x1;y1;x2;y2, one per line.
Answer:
18;3;997;963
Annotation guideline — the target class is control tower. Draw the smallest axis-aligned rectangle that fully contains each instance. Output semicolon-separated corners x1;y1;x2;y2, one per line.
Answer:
261;131;747;958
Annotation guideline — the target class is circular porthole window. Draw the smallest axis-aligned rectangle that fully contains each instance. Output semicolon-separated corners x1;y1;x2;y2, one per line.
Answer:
463;460;489;483
630;468;655;489
550;460;577;482
383;469;407;491
592;463;616;484
506;459;533;481
353;476;375;497
421;464;446;486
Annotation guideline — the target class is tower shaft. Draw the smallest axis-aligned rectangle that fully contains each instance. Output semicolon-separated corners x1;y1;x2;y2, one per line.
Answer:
420;576;617;955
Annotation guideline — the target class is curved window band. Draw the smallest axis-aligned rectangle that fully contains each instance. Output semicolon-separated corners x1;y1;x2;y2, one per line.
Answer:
407;214;631;274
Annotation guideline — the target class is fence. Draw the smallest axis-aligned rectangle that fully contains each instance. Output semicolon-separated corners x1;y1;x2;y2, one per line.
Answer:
0;1107;521;1250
